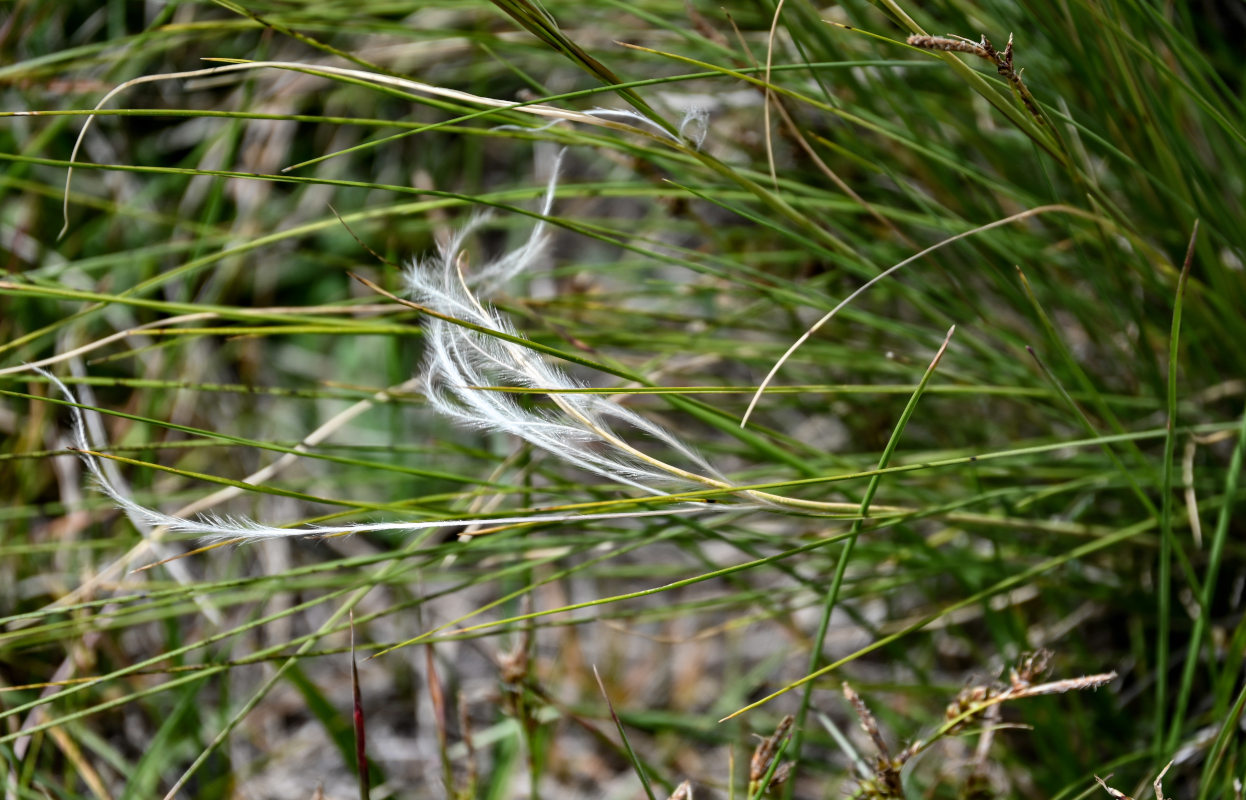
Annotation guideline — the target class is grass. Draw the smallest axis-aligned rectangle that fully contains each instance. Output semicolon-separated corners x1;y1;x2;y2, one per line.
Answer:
1;1;1244;798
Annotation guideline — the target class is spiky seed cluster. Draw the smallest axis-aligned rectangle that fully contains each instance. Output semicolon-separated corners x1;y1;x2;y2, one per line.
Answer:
843;654;1117;799
907;32;1045;123
945;649;1115;733
944;647;1051;731
1008;648;1051;688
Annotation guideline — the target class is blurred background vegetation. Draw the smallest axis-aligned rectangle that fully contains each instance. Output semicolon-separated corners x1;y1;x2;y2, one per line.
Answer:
1;1;1243;798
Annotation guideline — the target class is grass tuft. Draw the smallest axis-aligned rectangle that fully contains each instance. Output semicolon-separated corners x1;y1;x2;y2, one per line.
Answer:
2;1;1243;797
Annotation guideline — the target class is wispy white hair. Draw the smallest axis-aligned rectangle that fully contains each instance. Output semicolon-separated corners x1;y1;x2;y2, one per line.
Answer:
406;151;727;496
34;153;737;543
36;367;715;542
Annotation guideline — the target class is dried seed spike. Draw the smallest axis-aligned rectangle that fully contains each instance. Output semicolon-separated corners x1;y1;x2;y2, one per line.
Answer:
1095;774;1135;800
844;683;891;759
840;685;906;800
1006;671;1117;699
750;714;794;782
1153;762;1173;800
947;32;985;50
910;28;1044;124
667;779;693;800
906;34;989;58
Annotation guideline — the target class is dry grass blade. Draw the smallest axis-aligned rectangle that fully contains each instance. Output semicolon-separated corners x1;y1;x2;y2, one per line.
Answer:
350;612;371;800
739;204;1098;427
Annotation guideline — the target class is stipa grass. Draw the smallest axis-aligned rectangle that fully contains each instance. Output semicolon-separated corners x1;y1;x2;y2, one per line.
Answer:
1;2;1244;798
